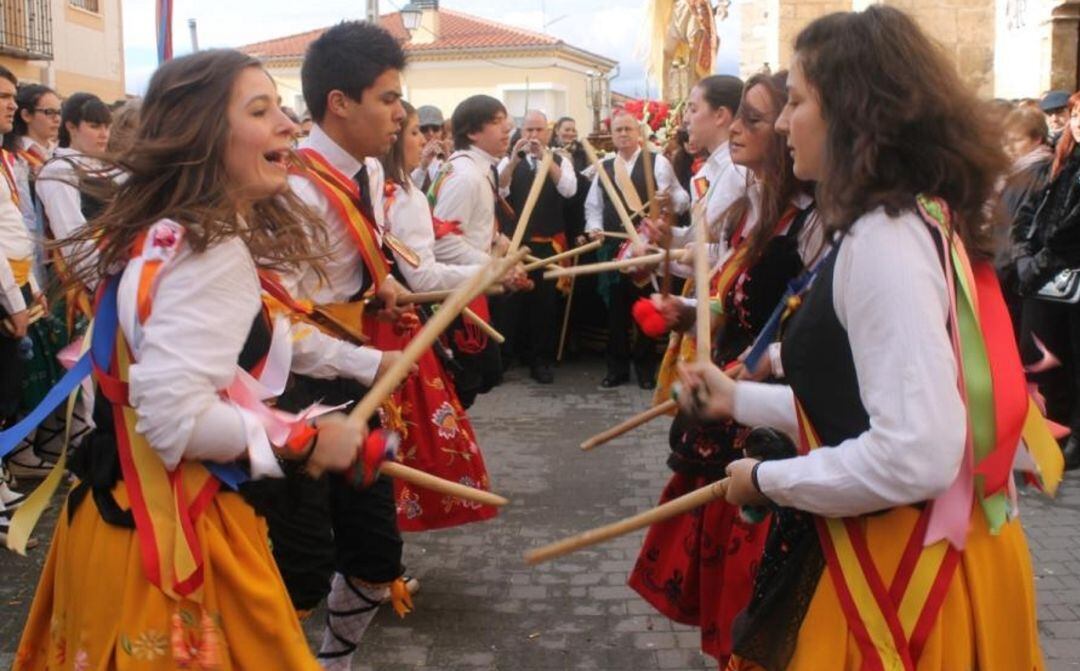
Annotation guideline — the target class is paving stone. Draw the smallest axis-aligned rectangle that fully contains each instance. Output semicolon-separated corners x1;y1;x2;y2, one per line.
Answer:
3;359;1080;670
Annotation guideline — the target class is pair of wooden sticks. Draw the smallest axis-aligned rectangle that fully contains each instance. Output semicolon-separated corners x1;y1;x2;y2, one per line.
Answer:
345;249;532;509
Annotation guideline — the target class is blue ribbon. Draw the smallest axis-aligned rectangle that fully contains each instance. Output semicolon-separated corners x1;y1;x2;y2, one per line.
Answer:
0;275;250;490
742;245;838;373
0;277;119;459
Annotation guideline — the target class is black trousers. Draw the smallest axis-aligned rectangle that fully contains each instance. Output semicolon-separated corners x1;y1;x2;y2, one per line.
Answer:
1020;297;1080;435
496;240;560;367
0;284;31;424
241;375;404;611
606;273;660;381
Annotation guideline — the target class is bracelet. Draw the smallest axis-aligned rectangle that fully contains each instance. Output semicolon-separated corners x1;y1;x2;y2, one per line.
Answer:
750;461;764;494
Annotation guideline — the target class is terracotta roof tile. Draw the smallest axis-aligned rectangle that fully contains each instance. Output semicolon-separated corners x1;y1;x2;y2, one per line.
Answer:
239;9;565;60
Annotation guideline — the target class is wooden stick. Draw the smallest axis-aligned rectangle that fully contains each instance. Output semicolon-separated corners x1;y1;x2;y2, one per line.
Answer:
381;461;508;507
525;254;544;265
556;260;577;363
580;399;677;451
582;140;645;247
507;151;555;255
349;249;529;426
521;239;603;272
524;478;729;564
694;218;711;365
542;250;692;280
600;230;631;240
463;306;505;344
400;285;505;305
640;128;659;221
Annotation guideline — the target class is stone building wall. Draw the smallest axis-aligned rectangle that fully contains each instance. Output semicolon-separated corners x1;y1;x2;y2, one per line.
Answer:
738;0;998;98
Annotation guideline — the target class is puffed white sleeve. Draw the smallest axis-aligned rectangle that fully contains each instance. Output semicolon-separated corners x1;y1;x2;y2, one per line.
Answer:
390;184;482;291
751;211;966;517
125;238;267;471
0;256;25;314
655;155;690;214
432;167;493;266
36;159;86;241
289;323;383;386
584;176;604;234
554;154;578;199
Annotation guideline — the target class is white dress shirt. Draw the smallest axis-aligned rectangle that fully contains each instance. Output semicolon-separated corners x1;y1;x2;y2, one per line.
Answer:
385;179;482;292
283;123;384;382
409;159;442;190
285;124;386;304
431;146;505;267
583;149;690;234
732;207;966;517
36;148;98;241
0;154;34;313
496;153;578;200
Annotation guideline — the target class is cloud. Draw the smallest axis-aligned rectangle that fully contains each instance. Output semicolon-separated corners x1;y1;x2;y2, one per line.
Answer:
123;0;740;96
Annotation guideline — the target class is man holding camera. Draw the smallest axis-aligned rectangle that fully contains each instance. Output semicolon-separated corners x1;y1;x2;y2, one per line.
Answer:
410;105;452;191
496;110;578;383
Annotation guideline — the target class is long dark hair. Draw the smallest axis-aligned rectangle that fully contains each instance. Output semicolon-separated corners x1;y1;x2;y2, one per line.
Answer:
794;6;1006;256
2;84;56;153
58;92;112;148
381;100;417;192
720;71;807;265
63;49;324;286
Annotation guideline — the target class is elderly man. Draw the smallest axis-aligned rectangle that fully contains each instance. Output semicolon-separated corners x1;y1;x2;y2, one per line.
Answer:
494;110;578;383
583;108;689;389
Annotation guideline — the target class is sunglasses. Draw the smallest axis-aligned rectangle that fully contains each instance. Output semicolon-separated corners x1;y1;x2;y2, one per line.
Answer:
33;108;61;118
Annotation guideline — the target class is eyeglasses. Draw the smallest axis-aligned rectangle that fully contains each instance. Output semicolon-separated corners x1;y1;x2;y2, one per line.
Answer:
420;125;442;133
33;108;61;118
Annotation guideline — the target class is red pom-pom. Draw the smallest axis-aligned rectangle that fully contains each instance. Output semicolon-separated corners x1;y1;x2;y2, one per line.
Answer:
632;298;669;338
347;429;400;489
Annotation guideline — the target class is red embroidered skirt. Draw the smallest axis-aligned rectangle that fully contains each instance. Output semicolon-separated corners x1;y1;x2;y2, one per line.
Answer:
364;316;498;532
628;471;769;662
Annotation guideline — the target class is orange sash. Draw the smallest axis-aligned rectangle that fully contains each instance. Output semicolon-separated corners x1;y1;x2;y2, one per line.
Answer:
291;149;391;287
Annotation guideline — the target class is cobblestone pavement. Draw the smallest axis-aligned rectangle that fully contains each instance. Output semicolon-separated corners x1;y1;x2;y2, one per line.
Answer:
2;358;1080;670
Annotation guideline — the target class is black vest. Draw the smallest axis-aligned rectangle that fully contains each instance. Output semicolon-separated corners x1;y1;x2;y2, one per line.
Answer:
506;156;566;238
780;238;871;446
600;152;654;233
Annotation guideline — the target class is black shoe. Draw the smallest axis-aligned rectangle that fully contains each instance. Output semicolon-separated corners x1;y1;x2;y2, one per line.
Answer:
1063;436;1080;471
530;365;554;384
600;374;629;389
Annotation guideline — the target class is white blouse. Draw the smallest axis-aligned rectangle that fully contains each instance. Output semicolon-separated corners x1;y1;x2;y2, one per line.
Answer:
385;180;482;292
123;229;385;474
36;148;103;281
733;207;966;517
431;146;501;266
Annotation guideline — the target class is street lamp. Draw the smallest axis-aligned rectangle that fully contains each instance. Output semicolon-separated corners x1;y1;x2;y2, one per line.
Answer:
401;2;423;32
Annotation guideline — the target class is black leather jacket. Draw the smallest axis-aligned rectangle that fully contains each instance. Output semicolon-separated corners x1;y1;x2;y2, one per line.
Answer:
1012;148;1080;294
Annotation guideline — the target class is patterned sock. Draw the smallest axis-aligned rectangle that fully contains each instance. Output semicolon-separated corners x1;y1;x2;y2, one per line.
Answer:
317;572;387;670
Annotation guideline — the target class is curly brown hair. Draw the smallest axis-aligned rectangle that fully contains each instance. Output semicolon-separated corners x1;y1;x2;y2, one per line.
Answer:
794;6;1007;257
63;49;325;287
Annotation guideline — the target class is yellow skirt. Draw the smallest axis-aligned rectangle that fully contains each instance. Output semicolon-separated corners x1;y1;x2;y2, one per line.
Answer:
14;481;320;671
729;506;1044;670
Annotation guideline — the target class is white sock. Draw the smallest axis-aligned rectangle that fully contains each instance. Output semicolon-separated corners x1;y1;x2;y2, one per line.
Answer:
317;572;387;670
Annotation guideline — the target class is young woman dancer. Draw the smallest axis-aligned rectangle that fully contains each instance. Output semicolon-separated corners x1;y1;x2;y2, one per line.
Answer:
15;49;380;670
628;71;822;665
677;7;1045;670
380;101;498;531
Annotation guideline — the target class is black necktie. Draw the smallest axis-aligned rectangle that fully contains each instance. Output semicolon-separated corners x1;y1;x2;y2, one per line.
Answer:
353;164;376;223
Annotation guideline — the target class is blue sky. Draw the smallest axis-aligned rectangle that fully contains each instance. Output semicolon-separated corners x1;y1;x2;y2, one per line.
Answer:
122;0;741;97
